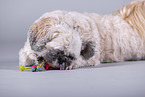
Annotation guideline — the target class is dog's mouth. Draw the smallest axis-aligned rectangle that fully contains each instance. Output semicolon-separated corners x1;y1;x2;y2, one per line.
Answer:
37;50;75;70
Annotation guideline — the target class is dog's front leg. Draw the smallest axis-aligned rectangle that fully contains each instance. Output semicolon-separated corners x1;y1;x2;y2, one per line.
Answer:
19;41;38;66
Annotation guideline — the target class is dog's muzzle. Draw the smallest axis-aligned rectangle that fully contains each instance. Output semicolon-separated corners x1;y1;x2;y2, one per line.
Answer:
41;50;74;70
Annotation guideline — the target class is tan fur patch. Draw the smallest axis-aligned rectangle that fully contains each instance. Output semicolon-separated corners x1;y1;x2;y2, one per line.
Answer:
30;17;57;41
114;0;145;40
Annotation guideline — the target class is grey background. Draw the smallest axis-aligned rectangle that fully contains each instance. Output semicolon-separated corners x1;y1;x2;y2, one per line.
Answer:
1;0;145;97
0;0;133;43
0;0;133;60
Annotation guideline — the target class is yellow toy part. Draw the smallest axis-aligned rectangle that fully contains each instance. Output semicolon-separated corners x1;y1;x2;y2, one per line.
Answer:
20;65;32;71
37;61;45;68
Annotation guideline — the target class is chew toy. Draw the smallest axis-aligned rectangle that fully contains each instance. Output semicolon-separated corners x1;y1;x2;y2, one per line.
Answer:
20;61;51;72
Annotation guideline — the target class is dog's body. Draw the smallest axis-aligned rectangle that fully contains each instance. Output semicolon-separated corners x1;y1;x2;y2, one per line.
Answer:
19;0;145;69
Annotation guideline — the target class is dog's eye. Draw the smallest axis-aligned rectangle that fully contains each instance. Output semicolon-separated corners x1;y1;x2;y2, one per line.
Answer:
47;31;60;42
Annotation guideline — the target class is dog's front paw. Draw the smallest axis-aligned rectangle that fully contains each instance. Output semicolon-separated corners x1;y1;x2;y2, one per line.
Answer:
59;58;73;70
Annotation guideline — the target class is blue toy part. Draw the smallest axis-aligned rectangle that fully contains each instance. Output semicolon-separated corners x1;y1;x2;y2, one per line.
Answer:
32;65;37;72
37;62;46;71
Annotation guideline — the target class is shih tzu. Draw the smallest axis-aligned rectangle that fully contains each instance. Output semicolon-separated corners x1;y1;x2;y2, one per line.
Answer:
19;0;145;70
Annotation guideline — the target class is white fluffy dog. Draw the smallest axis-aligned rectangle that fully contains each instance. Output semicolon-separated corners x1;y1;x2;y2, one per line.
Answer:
19;0;145;70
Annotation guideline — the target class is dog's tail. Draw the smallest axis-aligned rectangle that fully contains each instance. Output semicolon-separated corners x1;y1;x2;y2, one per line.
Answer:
114;0;145;40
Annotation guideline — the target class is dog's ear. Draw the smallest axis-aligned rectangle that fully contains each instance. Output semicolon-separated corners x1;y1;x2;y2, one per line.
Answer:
81;41;95;59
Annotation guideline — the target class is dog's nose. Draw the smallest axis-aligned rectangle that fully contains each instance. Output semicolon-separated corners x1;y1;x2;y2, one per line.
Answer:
57;51;66;65
37;56;45;64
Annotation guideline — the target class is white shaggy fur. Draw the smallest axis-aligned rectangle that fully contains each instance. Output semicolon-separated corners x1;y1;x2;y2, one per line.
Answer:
19;0;145;69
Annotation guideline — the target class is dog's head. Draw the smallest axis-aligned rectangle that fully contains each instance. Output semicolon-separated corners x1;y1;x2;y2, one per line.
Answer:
28;16;82;69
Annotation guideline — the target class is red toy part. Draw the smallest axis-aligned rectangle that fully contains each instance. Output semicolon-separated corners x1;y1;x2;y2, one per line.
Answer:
43;62;50;70
32;65;37;68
